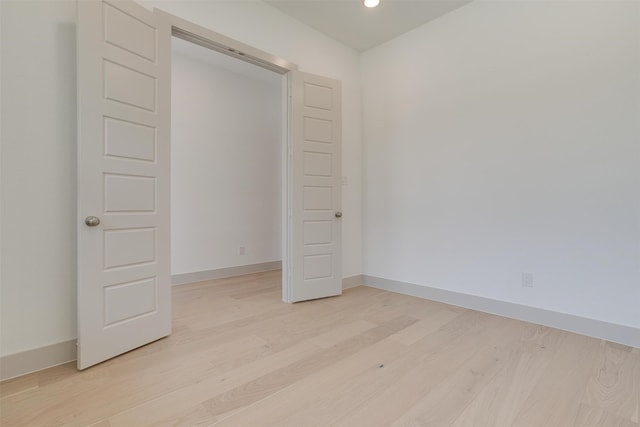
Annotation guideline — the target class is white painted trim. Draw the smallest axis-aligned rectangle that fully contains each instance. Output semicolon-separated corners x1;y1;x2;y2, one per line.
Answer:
362;275;640;349
171;261;282;286
0;340;77;382
153;7;297;304
342;275;364;290
154;9;298;74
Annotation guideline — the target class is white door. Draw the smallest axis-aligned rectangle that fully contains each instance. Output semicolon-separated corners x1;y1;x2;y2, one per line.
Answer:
77;0;171;369
285;71;342;303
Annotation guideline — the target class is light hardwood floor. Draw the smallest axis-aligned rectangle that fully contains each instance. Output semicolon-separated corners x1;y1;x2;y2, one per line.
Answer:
1;270;638;426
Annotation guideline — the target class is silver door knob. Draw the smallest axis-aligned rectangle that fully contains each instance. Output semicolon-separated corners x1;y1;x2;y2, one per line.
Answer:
335;211;343;218
85;216;101;227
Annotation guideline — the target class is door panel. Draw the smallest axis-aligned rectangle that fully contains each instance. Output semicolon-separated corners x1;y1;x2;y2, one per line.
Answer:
103;228;156;269
287;71;342;303
303;117;333;142
104;61;157;111
77;0;170;369
103;174;156;212
103;2;157;61
104;117;156;161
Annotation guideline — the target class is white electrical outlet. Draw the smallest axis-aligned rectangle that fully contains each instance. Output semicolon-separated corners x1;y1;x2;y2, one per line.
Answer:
239;246;246;255
522;272;534;288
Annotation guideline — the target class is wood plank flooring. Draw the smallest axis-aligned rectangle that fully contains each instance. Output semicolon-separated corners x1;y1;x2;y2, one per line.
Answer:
1;270;638;426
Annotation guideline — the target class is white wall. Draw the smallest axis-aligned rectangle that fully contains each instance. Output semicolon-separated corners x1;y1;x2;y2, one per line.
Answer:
1;0;78;357
0;0;362;358
362;0;640;328
171;38;282;275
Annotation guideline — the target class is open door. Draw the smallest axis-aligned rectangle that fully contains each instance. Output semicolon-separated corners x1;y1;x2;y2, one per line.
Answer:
76;0;171;369
76;0;341;368
285;71;343;302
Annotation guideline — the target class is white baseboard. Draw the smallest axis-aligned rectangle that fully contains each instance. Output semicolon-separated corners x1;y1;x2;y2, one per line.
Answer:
171;261;282;286
342;275;364;290
9;272;632;382
362;275;640;348
0;340;77;382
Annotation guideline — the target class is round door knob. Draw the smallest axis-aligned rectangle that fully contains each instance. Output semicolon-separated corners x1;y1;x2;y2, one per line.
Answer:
335;211;343;218
84;216;101;227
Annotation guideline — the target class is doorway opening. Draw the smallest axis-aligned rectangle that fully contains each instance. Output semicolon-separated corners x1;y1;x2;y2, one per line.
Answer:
169;37;284;290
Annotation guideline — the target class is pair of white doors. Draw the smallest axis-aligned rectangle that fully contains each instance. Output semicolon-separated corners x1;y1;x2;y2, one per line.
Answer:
77;0;343;369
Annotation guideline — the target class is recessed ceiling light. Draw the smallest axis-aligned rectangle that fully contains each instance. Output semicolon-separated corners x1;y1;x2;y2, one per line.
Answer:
364;0;380;8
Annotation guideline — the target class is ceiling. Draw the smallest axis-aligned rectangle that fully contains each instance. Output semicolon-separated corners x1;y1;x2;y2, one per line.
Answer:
265;0;473;52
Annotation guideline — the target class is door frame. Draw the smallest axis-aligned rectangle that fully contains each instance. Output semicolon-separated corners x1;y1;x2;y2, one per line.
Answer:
155;10;298;301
